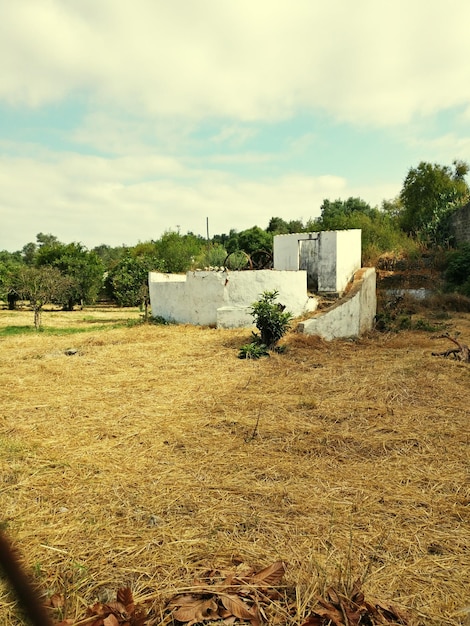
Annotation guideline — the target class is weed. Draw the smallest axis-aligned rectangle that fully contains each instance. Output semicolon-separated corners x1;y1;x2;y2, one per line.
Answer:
238;342;269;359
413;318;440;332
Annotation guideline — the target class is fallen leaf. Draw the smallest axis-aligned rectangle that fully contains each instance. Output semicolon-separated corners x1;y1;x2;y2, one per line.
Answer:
299;616;325;626
315;599;346;625
103;615;120;626
49;593;65;609
117;587;134;609
365;598;409;623
104;601;129;619
221;594;260;626
325;586;341;605
172;596;219;624
250;561;286;587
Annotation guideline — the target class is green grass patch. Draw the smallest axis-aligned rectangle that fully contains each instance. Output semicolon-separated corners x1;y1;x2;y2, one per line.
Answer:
0;323;129;338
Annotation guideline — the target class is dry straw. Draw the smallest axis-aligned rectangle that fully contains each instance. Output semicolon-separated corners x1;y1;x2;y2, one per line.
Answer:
0;306;469;625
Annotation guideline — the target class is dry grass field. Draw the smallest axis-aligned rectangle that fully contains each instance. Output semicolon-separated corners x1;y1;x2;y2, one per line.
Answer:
0;305;469;625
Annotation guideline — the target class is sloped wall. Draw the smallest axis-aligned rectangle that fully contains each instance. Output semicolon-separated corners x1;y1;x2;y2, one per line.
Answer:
297;268;376;340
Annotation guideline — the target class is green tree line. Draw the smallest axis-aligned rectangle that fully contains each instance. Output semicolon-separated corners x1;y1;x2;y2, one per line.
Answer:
1;159;470;322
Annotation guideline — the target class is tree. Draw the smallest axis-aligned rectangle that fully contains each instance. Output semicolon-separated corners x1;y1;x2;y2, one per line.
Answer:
399;160;470;243
236;226;273;255
35;242;104;310
0;251;24;308
14;266;73;329
267;217;290;235
155;231;204;273
92;244;127;269
311;196;417;263
317;197;377;230
106;252;165;312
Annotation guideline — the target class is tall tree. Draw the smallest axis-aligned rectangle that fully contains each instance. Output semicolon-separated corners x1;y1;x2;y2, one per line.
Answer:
399;160;470;243
35;242;104;309
106;251;164;311
236;226;273;255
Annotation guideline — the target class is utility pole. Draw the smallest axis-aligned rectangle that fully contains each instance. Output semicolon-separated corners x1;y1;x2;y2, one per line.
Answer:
206;217;210;242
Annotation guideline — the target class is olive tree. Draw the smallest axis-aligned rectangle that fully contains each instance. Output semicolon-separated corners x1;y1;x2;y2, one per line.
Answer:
14;266;73;329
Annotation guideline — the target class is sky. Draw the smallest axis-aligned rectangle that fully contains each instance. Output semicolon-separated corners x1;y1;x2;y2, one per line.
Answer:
2;0;470;252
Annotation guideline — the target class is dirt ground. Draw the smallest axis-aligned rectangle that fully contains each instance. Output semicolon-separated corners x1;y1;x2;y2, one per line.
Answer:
0;305;469;625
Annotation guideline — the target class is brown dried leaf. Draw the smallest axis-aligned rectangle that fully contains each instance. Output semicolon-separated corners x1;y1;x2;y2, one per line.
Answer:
250;561;286;587
365;598;409;623
315;600;345;625
167;594;203;607
88;602;108;617
103;615;120;626
299;616;325;626
49;593;65;609
105;601;129;618
325;586;341;605
117;587;134;609
172;597;219;624
220;594;260;626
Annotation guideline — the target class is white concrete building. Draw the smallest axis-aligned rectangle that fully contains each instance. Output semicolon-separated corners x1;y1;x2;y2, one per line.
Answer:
273;229;362;293
149;269;317;329
148;229;376;339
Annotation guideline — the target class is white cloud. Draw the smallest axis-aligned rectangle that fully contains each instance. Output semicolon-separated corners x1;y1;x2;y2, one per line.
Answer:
0;146;396;251
0;147;395;251
2;0;470;125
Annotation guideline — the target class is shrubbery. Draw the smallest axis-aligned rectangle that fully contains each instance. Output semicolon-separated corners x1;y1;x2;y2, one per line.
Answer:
239;291;292;359
444;244;470;296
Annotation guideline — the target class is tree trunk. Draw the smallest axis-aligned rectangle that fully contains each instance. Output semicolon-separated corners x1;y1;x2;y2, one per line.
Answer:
34;308;42;330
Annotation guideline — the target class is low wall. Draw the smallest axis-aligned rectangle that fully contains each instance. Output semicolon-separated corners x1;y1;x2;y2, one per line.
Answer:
149;270;318;328
297;268;376;340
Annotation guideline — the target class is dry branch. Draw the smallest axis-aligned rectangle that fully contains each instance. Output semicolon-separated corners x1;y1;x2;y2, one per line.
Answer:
432;333;470;361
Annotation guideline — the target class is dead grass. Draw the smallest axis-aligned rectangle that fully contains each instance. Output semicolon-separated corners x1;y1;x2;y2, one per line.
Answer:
0;306;469;625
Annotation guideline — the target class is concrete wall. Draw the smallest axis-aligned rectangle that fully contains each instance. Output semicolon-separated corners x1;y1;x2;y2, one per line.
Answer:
149;269;318;328
335;230;363;293
298;268;376;340
450;202;470;244
274;230;361;294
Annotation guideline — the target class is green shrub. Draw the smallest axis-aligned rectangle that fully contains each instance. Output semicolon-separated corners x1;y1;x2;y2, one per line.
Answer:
238;342;269;359
251;290;292;349
445;244;470;295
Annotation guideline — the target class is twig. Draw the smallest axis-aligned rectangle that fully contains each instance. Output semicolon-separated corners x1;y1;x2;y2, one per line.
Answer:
246;409;261;442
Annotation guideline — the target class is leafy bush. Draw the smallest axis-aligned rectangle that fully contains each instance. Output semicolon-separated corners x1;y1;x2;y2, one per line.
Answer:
251;290;292;349
445;244;470;296
238;291;292;359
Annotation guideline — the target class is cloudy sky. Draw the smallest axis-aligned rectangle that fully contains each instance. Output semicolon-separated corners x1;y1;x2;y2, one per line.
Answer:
1;0;470;252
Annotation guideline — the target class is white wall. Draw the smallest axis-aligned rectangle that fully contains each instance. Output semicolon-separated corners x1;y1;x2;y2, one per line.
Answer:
149;270;318;328
298;268;376;340
274;230;361;294
335;230;362;293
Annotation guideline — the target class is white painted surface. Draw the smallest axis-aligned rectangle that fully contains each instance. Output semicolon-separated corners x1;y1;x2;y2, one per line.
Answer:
274;230;361;294
149;269;318;328
335;230;362;293
149;229;374;338
298;268;376;340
